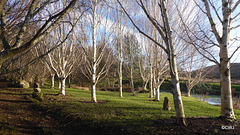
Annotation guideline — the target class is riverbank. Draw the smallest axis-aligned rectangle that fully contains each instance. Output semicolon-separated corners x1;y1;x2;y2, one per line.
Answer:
161;81;240;96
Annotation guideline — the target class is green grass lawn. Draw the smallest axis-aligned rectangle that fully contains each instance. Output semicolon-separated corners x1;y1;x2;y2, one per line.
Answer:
34;86;240;134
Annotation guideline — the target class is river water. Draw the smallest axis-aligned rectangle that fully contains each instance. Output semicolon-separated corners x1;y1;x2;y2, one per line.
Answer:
162;90;239;106
192;94;221;105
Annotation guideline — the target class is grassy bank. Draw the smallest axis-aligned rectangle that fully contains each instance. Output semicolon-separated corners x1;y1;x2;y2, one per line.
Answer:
34;87;240;134
160;81;240;95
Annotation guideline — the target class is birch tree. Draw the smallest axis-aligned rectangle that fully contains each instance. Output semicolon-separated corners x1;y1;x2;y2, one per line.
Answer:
137;39;150;91
123;33;140;96
115;3;125;97
153;44;169;101
34;40;57;89
117;0;186;125
179;0;240;119
78;0;114;103
0;0;77;67
181;45;216;97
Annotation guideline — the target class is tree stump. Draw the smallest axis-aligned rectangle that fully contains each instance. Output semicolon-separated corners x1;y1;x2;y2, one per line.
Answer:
163;97;171;110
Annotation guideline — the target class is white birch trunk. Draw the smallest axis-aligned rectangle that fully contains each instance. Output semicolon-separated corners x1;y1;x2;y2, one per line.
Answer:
51;74;55;89
149;64;153;98
91;1;97;103
130;67;135;96
119;46;123;97
153;66;156;96
58;79;61;89
144;81;148;90
155;85;160;101
169;55;185;125
60;78;66;95
187;87;191;97
200;0;235;119
219;0;235;119
91;78;97;103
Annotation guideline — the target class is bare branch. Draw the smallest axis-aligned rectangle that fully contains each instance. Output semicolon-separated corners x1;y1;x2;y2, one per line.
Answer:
116;0;168;53
13;0;39;48
208;0;223;24
202;0;221;43
231;0;240;12
0;0;77;64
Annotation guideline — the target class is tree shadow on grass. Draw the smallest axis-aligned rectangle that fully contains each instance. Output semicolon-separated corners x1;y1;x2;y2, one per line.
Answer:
153;117;240;135
0;92;29;96
0;121;58;135
0;99;32;103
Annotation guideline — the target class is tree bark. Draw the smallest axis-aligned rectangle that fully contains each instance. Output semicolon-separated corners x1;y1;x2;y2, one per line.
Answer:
58;79;61;89
60;78;66;95
187;88;191;97
51;74;55;89
119;39;123;97
0;0;7;16
91;1;97;103
153;64;156;96
169;55;186;125
130;69;135;96
91;81;97;103
149;65;153;98
119;57;123;97
219;0;235;119
68;75;71;88
219;47;235;119
155;85;160;101
145;81;148;90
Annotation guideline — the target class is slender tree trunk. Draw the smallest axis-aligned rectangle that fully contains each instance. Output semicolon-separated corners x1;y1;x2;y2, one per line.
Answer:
219;47;235;119
51;74;55;89
107;78;110;86
169;55;186;125
58;79;61;89
130;67;135;96
91;2;97;103
144;81;148;90
68;75;71;88
91;53;97;103
91;79;97;103
155;85;160;101
187;88;191;97
60;78;66;95
153;65;156;96
149;65;153;98
119;56;123;97
142;81;145;90
112;81;115;87
119;60;123;97
219;4;235;119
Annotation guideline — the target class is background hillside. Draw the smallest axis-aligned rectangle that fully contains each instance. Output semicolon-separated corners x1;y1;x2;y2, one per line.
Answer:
203;63;240;79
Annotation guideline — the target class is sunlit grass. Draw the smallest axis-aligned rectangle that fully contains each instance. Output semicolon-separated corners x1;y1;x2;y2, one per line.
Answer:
34;86;240;134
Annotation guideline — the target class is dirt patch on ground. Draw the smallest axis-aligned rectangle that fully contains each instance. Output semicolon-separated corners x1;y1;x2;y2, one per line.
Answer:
0;88;61;134
153;117;240;134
